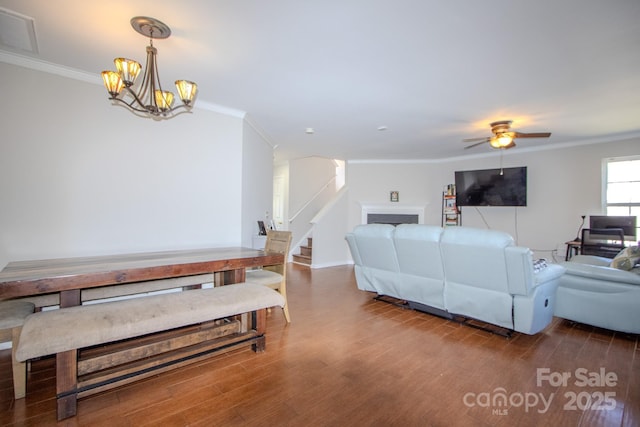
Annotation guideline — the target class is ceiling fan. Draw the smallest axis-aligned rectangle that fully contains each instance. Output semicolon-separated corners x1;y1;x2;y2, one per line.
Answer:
463;120;551;150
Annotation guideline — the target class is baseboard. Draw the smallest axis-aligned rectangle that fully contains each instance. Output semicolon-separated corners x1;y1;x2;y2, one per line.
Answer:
309;261;353;269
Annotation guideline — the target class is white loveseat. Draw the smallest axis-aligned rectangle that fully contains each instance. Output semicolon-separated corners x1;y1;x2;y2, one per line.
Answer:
345;224;566;335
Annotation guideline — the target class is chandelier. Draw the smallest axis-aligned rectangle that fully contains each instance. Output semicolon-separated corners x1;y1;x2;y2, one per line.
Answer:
101;17;198;119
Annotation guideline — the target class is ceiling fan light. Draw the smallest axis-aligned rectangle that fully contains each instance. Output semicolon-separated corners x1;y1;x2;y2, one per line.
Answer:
497;135;513;146
489;135;513;148
175;80;197;106
155;90;174;111
114;57;141;86
101;70;124;97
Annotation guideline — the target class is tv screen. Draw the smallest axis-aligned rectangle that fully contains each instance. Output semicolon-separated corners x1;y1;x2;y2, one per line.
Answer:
455;167;527;207
589;215;637;240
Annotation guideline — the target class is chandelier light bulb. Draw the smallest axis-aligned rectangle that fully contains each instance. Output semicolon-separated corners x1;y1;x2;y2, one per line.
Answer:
175;80;197;105
114;58;141;87
101;71;124;97
155;90;174;111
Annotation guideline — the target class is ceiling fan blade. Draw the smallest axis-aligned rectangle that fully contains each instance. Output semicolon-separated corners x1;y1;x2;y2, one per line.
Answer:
464;140;489;149
463;137;490;143
513;132;551;139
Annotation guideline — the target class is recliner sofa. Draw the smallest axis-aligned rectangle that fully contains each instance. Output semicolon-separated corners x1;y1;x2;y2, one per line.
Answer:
556;254;640;334
345;224;566;335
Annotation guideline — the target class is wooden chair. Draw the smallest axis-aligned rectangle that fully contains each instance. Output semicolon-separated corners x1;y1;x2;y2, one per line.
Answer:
0;299;35;399
245;230;292;323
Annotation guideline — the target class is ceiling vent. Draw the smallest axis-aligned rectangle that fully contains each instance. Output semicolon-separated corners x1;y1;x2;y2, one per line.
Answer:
0;8;38;54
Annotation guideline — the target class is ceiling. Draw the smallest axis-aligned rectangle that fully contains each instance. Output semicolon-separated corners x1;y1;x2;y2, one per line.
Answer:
1;0;639;163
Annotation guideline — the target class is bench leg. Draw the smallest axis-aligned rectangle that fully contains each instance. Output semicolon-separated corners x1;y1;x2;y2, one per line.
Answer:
56;349;78;420
252;309;267;352
11;326;27;399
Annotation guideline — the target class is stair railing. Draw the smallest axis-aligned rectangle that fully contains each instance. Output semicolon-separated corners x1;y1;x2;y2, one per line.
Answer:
289;176;337;224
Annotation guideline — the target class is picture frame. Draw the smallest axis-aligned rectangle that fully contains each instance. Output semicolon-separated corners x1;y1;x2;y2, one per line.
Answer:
390;191;399;202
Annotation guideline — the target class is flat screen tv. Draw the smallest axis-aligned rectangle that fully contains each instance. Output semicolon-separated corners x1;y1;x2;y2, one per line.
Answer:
455;166;527;207
589;215;637;240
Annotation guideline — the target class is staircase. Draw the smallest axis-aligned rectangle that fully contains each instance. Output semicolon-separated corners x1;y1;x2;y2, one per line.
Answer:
292;237;312;266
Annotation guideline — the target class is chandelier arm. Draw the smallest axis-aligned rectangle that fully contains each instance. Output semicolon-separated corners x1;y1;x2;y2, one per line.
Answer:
108;95;156;114
109;96;192;117
163;106;193;118
148;44;160;111
135;45;155;111
123;86;153;112
151;45;165;97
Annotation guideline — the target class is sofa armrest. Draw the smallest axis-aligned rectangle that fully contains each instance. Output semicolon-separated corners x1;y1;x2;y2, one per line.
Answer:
533;264;566;286
568;254;612;267
559;261;640;286
345;234;362;265
505;247;565;295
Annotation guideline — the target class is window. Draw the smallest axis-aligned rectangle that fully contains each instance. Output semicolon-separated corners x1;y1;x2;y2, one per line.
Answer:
604;156;640;240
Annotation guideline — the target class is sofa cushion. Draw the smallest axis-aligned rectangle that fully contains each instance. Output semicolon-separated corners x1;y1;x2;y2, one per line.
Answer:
609;246;640;271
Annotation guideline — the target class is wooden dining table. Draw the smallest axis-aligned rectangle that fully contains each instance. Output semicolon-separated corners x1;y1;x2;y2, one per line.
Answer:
0;247;284;307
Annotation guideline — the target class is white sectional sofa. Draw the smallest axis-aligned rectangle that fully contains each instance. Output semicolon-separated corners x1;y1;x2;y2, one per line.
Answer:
345;224;566;335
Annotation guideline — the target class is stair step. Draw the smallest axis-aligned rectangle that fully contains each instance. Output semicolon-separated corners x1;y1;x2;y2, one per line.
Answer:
307;237;313;247
299;246;312;256
292;254;311;266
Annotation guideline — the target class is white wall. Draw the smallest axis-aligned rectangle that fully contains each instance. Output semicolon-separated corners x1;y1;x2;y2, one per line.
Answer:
0;62;272;268
241;120;275;246
272;162;290;229
347;137;640;261
310;188;350;268
289;157;338;215
287;157;338;249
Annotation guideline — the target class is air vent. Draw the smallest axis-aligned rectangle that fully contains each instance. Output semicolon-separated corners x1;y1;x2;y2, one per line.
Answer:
0;7;38;54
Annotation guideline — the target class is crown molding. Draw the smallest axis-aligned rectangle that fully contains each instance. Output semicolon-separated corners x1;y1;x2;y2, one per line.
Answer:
0;49;247;119
348;131;640;165
0;49;98;84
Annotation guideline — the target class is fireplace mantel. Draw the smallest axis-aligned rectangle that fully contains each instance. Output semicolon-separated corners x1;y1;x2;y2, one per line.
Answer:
360;203;426;225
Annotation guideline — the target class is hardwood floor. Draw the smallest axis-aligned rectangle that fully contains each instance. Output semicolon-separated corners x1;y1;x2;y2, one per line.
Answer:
1;264;638;426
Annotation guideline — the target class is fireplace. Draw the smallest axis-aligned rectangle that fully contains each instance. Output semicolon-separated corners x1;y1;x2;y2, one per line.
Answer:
367;213;418;226
360;204;425;225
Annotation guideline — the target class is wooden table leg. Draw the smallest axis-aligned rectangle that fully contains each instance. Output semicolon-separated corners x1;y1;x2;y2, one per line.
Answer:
219;268;246;286
59;289;81;308
252;309;266;352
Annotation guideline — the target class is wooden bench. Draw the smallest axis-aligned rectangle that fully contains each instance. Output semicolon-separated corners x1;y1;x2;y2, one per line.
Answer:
16;282;285;420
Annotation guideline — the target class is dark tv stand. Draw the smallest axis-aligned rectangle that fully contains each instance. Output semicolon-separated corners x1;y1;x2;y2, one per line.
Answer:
580;228;625;259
